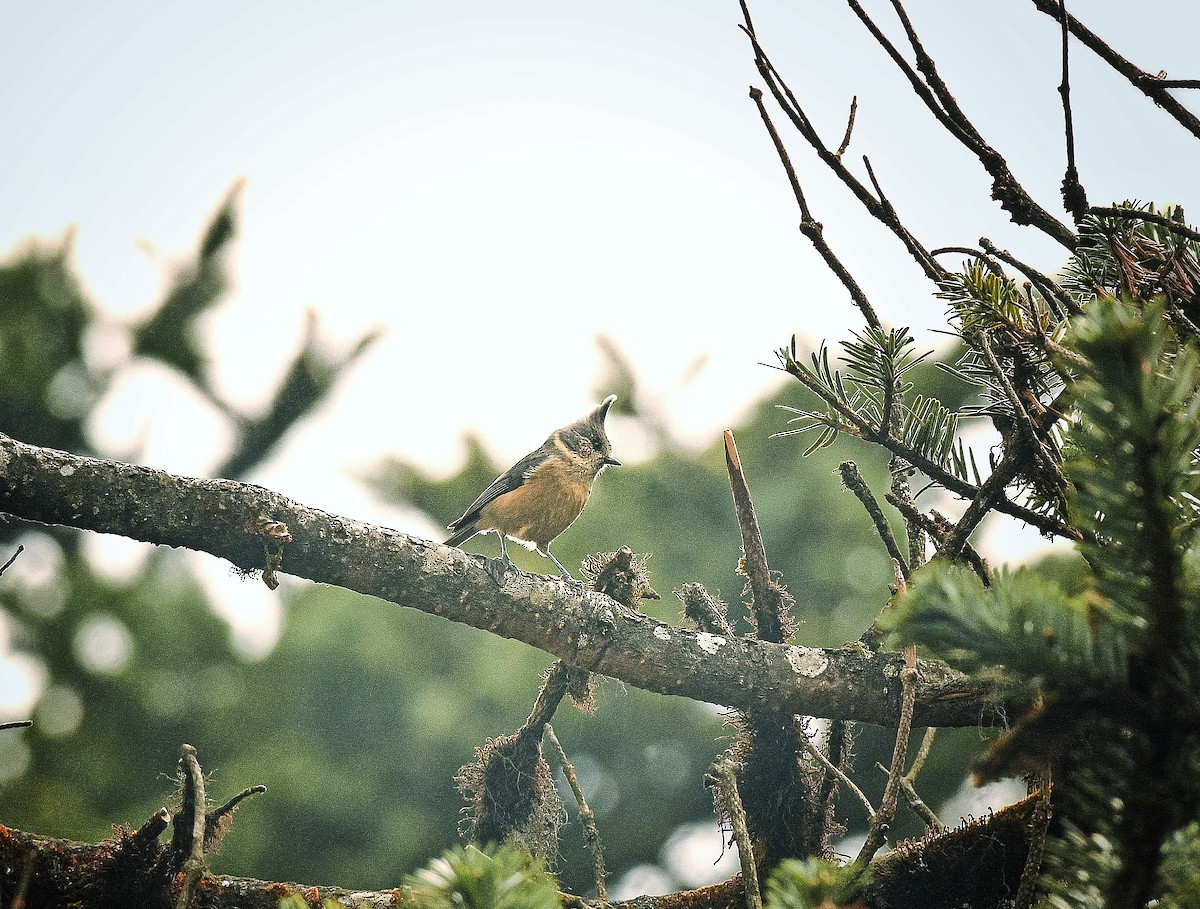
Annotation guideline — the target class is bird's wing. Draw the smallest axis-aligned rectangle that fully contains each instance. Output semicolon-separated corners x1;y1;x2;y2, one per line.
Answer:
448;448;545;532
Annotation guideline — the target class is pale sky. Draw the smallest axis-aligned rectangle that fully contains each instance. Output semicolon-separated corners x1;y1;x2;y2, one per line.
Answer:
3;1;1199;557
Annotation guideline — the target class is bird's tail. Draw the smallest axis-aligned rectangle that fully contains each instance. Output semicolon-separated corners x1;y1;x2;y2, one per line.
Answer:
445;523;476;548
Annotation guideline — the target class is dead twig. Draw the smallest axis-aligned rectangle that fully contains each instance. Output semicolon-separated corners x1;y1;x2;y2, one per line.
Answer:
738;1;948;285
174;744;207;909
899;727;943;830
0;544;24;577
931;246;1008;278
724;429;790;643
1014;774;1053;909
884;494;991;586
546;725;607;904
848;0;1076;248
711;759;763;909
839;461;909;581
1056;0;1088;221
794;719;874;818
835;95;859;159
853;645;919;869
747;86;881;329
887;458;926;574
1030;0;1200;140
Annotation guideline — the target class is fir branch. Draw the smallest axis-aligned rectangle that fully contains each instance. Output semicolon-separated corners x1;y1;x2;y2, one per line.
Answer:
977;237;1082;317
1089;205;1200;246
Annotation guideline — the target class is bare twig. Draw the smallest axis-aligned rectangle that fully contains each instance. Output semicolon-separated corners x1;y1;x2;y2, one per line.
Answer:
977;331;1050;457
835;95;859;159
818;718;854;845
206;785;267;848
888;458;926;573
839;461;910;580
174;744;207;909
898;727;943;830
0;544;23;577
848;0;1076;249
677;582;734;637
891;558;907;597
906;726;937;782
931;245;1008;278
1014;774;1053;909
940;450;1031;561
898;776;943;832
747;86;881;329
794;718;874;818
522;660;571;736
0;720;33;731
546;725;607;904
738;3;948;285
853;645;919;868
712;759;763;909
134;808;172;848
724;429;788;643
1057;0;1088;222
1030;0;1200;140
885;493;991;586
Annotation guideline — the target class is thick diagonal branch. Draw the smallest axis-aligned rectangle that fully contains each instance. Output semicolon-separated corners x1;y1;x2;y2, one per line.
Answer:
0;434;997;727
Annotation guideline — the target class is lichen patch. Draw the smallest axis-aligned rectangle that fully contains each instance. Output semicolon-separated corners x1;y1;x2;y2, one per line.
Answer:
696;632;726;655
786;646;829;678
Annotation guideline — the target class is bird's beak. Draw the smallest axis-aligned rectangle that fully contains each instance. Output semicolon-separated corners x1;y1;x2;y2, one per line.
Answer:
603;456;621;467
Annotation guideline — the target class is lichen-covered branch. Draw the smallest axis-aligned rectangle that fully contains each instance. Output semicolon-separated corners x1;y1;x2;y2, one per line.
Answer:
0;433;996;728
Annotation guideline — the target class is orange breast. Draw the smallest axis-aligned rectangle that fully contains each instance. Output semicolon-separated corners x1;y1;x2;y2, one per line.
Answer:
475;460;591;549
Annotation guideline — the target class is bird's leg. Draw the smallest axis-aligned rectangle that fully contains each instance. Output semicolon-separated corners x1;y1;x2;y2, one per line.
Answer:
487;533;515;586
542;545;579;585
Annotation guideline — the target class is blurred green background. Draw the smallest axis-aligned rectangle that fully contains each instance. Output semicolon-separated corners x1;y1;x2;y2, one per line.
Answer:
0;200;1017;896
